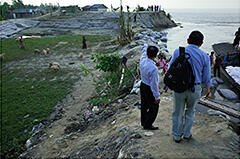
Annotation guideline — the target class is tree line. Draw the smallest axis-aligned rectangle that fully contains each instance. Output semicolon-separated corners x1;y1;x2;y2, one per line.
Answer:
0;0;59;20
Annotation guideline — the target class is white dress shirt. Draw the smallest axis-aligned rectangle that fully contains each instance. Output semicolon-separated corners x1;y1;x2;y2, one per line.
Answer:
140;44;160;100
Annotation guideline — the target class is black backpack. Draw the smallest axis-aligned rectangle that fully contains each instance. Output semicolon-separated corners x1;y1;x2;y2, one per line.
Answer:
164;47;195;93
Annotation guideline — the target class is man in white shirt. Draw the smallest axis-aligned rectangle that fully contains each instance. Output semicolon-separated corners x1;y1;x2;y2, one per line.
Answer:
140;44;160;130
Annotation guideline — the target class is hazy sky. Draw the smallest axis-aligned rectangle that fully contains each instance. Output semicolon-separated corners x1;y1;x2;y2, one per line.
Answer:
2;0;240;9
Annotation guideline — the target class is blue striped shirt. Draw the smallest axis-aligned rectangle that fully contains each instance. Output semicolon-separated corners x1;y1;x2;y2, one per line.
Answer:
169;44;211;87
140;44;160;100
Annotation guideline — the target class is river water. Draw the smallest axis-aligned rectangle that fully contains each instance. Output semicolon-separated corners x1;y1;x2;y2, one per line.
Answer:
165;8;240;55
164;8;240;122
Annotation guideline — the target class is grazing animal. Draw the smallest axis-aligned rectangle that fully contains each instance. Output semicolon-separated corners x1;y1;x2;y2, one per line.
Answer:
46;48;50;54
49;62;60;71
42;49;47;55
54;45;60;49
79;53;83;59
34;49;40;54
0;53;5;60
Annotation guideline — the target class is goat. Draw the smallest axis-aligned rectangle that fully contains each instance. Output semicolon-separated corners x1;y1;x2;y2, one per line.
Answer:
49;62;60;71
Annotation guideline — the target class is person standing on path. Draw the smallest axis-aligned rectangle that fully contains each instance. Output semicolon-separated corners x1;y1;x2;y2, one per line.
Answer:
82;36;87;49
214;55;222;78
19;36;25;49
233;27;240;49
210;51;214;68
140;44;160;130
169;31;212;143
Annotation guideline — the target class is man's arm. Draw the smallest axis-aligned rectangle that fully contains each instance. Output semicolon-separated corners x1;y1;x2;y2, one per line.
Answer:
140;44;148;62
203;55;212;98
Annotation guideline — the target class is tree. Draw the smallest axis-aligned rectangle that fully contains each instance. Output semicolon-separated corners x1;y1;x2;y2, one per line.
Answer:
0;2;10;20
117;0;133;46
135;5;146;12
11;0;24;10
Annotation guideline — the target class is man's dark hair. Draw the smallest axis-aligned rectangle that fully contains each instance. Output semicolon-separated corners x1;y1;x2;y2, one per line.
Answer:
147;46;158;58
188;30;204;46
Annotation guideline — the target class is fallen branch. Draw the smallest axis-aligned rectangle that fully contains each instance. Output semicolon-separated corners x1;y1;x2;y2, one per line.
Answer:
104;93;127;107
99;81;111;95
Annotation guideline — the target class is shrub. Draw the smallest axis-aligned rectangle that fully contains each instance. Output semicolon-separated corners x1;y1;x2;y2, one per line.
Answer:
91;53;121;72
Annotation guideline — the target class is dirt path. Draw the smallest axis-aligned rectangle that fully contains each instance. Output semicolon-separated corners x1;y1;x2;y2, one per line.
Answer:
20;38;239;158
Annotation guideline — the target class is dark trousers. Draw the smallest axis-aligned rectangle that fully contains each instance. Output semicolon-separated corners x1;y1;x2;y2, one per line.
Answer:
214;66;220;78
140;82;159;128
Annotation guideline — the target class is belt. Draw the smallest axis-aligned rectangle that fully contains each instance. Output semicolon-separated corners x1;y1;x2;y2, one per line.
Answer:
194;83;201;85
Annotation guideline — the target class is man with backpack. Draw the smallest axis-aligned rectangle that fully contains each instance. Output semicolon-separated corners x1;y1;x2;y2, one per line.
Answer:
140;44;160;130
167;31;211;143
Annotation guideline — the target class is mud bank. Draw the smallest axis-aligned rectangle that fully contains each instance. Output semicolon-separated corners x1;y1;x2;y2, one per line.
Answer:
1;11;176;38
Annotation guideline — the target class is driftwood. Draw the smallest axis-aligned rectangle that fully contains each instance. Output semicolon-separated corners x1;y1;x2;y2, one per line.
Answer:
104;93;127;107
198;97;240;118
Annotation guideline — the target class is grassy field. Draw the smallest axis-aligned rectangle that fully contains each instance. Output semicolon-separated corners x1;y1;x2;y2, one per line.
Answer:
0;34;110;158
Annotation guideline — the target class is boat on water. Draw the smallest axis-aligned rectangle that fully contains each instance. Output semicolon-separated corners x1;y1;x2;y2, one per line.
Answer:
212;42;240;97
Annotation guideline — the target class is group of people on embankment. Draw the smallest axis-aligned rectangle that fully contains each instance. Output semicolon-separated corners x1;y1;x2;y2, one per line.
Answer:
147;5;161;12
139;30;212;143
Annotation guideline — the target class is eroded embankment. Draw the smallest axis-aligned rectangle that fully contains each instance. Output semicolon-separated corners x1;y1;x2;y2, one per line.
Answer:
20;29;239;158
1;11;176;38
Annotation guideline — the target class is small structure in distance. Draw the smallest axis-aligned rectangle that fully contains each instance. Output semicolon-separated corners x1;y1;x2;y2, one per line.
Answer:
12;9;39;18
82;4;108;12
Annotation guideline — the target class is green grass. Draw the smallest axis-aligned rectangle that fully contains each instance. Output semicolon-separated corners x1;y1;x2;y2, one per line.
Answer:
1;70;76;158
0;34;111;158
0;34;110;62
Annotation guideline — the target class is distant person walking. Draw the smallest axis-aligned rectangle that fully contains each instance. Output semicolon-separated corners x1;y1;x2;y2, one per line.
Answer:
19;36;25;49
169;31;211;143
156;53;166;73
214;55;222;78
82;36;87;49
210;51;214;68
233;27;240;49
140;44;160;130
134;14;137;22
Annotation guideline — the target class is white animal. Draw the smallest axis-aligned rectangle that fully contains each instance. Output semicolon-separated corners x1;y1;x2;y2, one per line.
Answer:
34;49;40;54
0;53;5;60
46;48;50;54
49;62;60;71
79;53;83;58
54;45;60;49
42;49;47;55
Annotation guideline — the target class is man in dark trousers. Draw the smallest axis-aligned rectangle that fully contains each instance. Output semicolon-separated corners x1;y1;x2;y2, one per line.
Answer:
169;31;211;143
140;44;160;130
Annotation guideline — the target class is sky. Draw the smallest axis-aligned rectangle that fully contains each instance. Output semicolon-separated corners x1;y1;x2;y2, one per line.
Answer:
1;0;240;9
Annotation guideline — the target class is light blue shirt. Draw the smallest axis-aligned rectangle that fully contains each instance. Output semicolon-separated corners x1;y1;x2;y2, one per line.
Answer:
140;44;160;100
169;44;211;87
